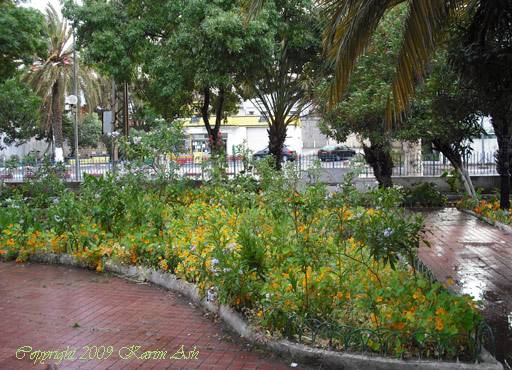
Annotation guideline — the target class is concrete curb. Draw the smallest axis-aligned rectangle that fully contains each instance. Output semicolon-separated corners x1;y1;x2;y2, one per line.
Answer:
460;208;512;236
24;253;503;370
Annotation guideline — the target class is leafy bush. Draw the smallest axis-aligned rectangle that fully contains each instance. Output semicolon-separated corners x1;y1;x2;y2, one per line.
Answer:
403;182;447;208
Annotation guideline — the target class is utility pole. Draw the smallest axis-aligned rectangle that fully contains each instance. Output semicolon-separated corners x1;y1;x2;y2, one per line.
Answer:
123;82;129;137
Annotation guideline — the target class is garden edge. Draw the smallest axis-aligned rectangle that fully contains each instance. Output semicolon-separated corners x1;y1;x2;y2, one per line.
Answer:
459;208;512;236
20;253;503;370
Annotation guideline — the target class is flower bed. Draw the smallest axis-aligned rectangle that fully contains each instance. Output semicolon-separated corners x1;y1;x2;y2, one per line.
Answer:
0;170;484;361
457;196;512;225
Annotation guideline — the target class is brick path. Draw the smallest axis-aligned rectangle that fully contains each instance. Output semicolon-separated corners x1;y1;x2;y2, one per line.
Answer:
419;208;512;366
0;263;293;370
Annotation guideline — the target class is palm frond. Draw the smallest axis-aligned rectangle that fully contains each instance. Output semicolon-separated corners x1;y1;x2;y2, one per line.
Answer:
321;0;403;105
242;0;266;20
23;3;106;134
387;0;455;124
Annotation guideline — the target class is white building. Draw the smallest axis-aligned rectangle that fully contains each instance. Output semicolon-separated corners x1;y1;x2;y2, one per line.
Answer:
182;99;303;156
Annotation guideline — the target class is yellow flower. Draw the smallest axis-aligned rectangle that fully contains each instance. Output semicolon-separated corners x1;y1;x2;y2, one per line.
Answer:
375;296;383;303
370;313;378;324
96;261;103;272
6;238;15;246
257;310;263;318
159;259;169;271
343;209;353;219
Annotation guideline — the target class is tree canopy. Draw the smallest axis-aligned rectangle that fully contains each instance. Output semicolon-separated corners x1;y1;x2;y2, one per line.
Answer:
66;0;272;153
0;1;46;81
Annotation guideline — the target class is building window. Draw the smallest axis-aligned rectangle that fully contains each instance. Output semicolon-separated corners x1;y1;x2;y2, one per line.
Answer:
188;133;227;154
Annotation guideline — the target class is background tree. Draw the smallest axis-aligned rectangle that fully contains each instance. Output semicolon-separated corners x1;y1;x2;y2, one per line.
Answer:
63;113;102;155
239;0;322;168
318;0;512;207
320;6;406;187
0;0;46;80
25;5;104;162
0;0;45;147
401;53;481;196
0;78;41;149
67;0;271;155
449;0;512;209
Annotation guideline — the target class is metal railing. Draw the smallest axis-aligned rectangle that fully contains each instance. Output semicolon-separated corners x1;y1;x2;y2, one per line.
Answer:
0;152;500;183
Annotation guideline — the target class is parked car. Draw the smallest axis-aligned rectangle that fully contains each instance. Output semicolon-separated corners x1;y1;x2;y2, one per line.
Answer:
253;146;297;162
317;145;356;161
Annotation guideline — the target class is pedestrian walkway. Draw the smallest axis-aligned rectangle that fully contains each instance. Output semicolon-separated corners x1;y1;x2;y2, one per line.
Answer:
0;263;291;370
420;208;512;368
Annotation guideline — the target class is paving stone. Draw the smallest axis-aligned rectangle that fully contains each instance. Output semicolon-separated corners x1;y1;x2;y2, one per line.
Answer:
0;263;289;370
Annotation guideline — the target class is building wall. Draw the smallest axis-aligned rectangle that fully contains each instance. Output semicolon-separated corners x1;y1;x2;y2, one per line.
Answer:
0;136;54;161
183;123;302;155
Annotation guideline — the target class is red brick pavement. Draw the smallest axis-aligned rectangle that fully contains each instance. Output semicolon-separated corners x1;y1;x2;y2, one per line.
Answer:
420;208;512;366
0;262;294;370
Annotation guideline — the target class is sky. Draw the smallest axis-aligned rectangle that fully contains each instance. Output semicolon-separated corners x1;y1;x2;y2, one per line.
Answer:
26;0;63;13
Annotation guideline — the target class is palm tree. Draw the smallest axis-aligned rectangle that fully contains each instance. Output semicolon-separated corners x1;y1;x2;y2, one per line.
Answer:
25;4;103;162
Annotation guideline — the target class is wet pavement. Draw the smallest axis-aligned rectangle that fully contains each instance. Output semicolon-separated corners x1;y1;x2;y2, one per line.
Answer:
0;263;292;369
420;208;512;368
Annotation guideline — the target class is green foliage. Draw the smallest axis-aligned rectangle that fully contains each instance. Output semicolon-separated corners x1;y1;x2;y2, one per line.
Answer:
0;78;41;148
403;183;447;208
320;6;406;144
441;170;462;193
63;113;103;152
400;51;481;166
0;2;46;80
67;0;272;121
119;120;185;180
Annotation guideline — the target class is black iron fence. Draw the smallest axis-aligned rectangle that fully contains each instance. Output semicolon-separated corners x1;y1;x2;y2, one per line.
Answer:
0;151;499;183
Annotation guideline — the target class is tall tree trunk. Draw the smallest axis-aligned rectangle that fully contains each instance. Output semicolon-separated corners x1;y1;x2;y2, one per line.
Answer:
363;139;393;188
494;117;511;209
268;115;287;170
201;87;225;156
51;80;64;162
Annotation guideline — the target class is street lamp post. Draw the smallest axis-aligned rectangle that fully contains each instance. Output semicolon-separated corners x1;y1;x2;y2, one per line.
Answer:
73;26;80;181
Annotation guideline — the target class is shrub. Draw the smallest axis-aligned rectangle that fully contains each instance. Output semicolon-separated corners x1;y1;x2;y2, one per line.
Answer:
403;182;447;208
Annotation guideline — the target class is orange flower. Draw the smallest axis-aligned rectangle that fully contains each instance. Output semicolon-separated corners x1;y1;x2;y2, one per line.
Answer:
391;322;405;330
435;317;444;331
435;307;447;316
